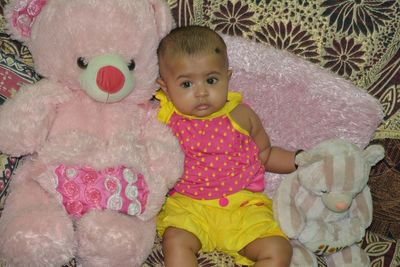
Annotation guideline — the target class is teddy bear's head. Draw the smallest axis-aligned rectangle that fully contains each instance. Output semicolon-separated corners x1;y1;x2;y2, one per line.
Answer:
295;139;384;213
5;0;174;103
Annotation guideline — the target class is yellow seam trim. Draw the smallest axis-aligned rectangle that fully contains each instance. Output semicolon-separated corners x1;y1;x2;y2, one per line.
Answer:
227;113;250;136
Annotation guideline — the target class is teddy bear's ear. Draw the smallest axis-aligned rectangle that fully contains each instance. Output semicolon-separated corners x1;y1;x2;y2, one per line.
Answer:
148;0;175;39
294;149;321;167
294;151;309;167
4;0;49;42
363;144;385;166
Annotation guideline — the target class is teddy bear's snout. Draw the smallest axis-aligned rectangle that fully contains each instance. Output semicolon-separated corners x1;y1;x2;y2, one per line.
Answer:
96;65;125;94
79;54;135;103
321;193;352;213
334;201;349;211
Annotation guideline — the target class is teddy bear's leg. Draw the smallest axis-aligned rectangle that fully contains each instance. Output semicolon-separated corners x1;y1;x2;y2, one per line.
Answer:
0;178;76;267
76;210;156;267
289;240;318;267
325;245;370;267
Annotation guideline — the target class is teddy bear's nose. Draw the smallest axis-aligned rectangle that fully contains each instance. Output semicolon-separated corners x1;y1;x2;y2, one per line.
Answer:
335;201;348;211
96;66;125;94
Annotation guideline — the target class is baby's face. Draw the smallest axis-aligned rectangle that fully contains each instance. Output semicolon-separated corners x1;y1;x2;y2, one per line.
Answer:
158;52;232;117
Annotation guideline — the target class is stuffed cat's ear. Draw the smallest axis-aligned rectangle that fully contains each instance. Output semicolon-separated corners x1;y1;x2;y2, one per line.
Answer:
363;144;385;166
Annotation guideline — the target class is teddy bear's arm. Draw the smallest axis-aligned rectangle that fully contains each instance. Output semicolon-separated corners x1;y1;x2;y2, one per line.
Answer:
141;110;184;188
347;187;373;229
135;107;183;221
273;172;306;238
0;80;70;156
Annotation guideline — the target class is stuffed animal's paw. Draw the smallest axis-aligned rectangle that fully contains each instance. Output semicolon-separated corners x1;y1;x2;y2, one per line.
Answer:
0;206;75;267
290;240;318;267
325;245;370;267
76;210;156;267
299;219;366;255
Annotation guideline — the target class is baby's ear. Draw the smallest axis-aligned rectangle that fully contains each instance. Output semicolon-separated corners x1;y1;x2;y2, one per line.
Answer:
228;69;233;80
156;78;168;93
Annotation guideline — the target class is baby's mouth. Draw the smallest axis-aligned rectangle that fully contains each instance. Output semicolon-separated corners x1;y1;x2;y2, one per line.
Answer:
196;104;210;111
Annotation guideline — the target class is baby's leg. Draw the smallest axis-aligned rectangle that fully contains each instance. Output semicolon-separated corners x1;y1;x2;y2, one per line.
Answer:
162;226;202;267
239;236;292;267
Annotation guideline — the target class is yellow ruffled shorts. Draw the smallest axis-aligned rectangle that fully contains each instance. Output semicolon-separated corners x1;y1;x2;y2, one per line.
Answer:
156;190;287;265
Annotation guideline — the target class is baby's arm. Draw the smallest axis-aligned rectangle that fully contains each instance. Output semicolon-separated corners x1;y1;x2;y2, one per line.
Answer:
231;104;297;174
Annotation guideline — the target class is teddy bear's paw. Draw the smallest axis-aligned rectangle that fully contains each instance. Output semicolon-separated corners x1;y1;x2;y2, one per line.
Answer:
76;210;156;267
290;241;318;267
299;219;365;253
298;221;323;245
0;207;75;267
325;245;370;267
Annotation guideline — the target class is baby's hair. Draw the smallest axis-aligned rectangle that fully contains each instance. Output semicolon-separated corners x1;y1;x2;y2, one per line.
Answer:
157;25;228;66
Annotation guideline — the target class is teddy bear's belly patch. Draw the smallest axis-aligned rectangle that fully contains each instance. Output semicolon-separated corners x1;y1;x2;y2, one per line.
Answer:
53;164;148;218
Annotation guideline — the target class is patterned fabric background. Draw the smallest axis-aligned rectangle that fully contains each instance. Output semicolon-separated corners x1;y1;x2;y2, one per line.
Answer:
0;0;399;266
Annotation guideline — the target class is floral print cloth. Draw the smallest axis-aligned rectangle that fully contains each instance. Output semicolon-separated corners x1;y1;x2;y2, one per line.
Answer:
54;165;149;218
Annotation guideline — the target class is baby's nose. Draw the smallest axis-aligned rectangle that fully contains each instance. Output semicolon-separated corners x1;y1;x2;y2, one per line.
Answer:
195;84;209;96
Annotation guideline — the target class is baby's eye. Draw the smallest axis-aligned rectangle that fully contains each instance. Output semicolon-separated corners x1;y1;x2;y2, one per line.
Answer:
180;81;192;89
321;190;328;194
207;77;218;85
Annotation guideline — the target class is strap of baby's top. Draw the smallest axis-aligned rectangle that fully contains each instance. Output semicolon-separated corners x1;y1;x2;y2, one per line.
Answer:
155;90;243;121
155;90;175;123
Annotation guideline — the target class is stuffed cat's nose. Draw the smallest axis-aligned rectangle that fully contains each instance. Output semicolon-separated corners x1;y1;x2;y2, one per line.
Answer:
335;202;348;211
96;66;125;94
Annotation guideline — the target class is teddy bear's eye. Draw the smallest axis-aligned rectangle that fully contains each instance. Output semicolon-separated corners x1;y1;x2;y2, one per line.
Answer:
128;59;135;71
77;57;88;69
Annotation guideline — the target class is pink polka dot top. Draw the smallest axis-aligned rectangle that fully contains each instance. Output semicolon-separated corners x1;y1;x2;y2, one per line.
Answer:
156;91;265;202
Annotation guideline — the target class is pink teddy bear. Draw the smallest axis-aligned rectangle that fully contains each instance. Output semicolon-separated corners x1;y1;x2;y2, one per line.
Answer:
0;0;183;266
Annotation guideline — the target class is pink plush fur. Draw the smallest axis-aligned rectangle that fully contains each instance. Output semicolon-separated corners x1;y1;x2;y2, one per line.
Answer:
0;0;383;266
